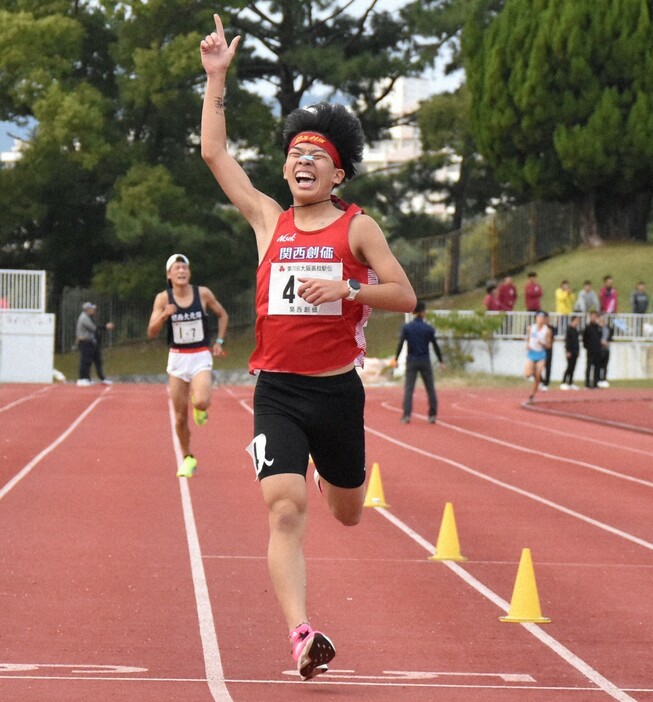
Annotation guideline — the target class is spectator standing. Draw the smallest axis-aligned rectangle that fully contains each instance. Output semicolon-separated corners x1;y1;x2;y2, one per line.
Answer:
582;310;602;389
560;315;581;390
75;302;114;386
597;314;614;388
484;282;502;311
631;281;649;336
599;275;618;314
554;279;575;335
554;280;575;315
574;280;600;316
524;271;543;312
393;300;445;424
498;276;518;311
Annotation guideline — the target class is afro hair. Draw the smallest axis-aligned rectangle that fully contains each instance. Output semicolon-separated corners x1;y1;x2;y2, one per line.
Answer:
282;102;364;181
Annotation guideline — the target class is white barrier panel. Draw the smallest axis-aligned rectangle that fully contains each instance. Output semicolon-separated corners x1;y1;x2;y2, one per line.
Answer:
465;338;653;381
0;312;55;383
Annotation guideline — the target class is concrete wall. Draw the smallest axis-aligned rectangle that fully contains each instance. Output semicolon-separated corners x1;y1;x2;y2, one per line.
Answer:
0;312;55;383
464;338;653;381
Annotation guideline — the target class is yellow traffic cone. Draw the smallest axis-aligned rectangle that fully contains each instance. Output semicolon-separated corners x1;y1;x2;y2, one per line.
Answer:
500;548;551;623
428;502;467;561
363;462;389;508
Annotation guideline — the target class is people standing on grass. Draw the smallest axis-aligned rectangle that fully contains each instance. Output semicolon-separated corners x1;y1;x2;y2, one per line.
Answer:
524;271;543;313
631;281;649;336
75;301;114;386
574;280;600;318
583;310;602;389
524;311;552;403
147;254;229;478
393;300;445;424
560;315;581;390
498;275;518;311
484;281;502;311
554;280;575;316
599;275;618;314
199;13;416;681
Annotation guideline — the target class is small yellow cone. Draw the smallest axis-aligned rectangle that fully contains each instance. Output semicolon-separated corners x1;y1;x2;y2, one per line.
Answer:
500;548;551;623
363;462;389;508
428;502;467;561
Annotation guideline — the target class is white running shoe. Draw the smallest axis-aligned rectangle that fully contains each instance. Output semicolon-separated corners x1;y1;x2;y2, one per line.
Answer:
560;383;570;390
570;384;580;390
76;379;92;386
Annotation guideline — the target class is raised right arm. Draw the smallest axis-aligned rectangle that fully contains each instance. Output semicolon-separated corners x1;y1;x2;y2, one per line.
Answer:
200;14;281;252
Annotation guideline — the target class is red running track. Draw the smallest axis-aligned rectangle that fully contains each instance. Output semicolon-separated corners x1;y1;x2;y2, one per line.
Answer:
0;382;651;701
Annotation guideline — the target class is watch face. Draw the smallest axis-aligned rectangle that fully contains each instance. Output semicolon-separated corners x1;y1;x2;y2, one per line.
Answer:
349;279;361;291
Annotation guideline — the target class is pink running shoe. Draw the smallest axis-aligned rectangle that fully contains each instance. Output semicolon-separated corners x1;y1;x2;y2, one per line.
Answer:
289;623;335;680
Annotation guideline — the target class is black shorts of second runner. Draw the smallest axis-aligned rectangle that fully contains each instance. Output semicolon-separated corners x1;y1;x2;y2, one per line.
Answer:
252;369;366;488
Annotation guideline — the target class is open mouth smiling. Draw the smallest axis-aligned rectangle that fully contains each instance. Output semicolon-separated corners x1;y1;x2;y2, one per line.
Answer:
295;170;316;185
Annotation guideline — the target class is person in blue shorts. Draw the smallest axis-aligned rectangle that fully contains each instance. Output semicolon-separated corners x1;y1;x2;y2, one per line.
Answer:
524;311;552;403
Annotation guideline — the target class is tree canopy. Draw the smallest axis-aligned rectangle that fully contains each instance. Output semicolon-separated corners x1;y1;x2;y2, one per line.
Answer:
464;0;653;243
0;0;453;306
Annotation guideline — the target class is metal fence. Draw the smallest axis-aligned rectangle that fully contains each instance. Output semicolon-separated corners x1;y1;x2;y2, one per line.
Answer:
58;285;256;353
430;310;653;341
0;269;46;312
404;201;581;298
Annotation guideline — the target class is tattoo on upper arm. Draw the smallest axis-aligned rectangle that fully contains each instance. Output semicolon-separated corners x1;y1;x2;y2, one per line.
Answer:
213;97;224;115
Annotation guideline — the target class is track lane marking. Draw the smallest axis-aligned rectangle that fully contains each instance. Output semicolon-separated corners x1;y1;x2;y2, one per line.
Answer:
447;394;653;457
382;402;653;488
0;388;110;502
375;507;637;702
0;385;52;413
232;392;638;699
167;400;233;702
366;422;653;551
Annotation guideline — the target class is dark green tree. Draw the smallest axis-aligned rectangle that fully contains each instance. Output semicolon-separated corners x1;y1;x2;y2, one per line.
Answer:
0;0;449;307
464;0;653;244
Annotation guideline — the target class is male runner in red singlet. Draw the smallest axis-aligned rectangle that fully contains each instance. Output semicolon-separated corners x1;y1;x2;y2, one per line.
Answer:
200;13;416;680
147;253;229;477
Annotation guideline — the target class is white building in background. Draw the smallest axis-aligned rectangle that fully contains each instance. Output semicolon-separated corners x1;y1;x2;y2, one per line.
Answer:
361;76;460;218
0;139;24;166
363;76;432;172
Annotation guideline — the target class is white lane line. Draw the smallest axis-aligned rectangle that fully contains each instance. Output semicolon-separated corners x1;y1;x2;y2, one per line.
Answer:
0;386;52;413
365;424;653;552
167;400;233;702
374;507;637;702
447;397;653;457
229;391;639;699
0;390;108;502
440;417;653;488
382;402;653;487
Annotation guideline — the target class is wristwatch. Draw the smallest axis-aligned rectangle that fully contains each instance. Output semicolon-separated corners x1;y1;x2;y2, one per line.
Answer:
346;279;361;301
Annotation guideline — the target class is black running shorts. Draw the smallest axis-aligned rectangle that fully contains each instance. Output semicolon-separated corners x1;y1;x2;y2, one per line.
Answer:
249;369;366;488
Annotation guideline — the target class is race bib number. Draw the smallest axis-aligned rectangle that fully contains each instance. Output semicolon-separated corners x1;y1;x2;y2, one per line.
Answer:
171;317;203;344
268;262;343;316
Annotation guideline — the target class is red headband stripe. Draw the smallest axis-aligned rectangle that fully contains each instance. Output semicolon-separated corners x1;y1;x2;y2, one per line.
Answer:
288;132;342;169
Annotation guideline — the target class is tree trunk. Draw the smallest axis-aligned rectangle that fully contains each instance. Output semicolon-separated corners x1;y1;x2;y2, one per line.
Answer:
576;190;652;245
